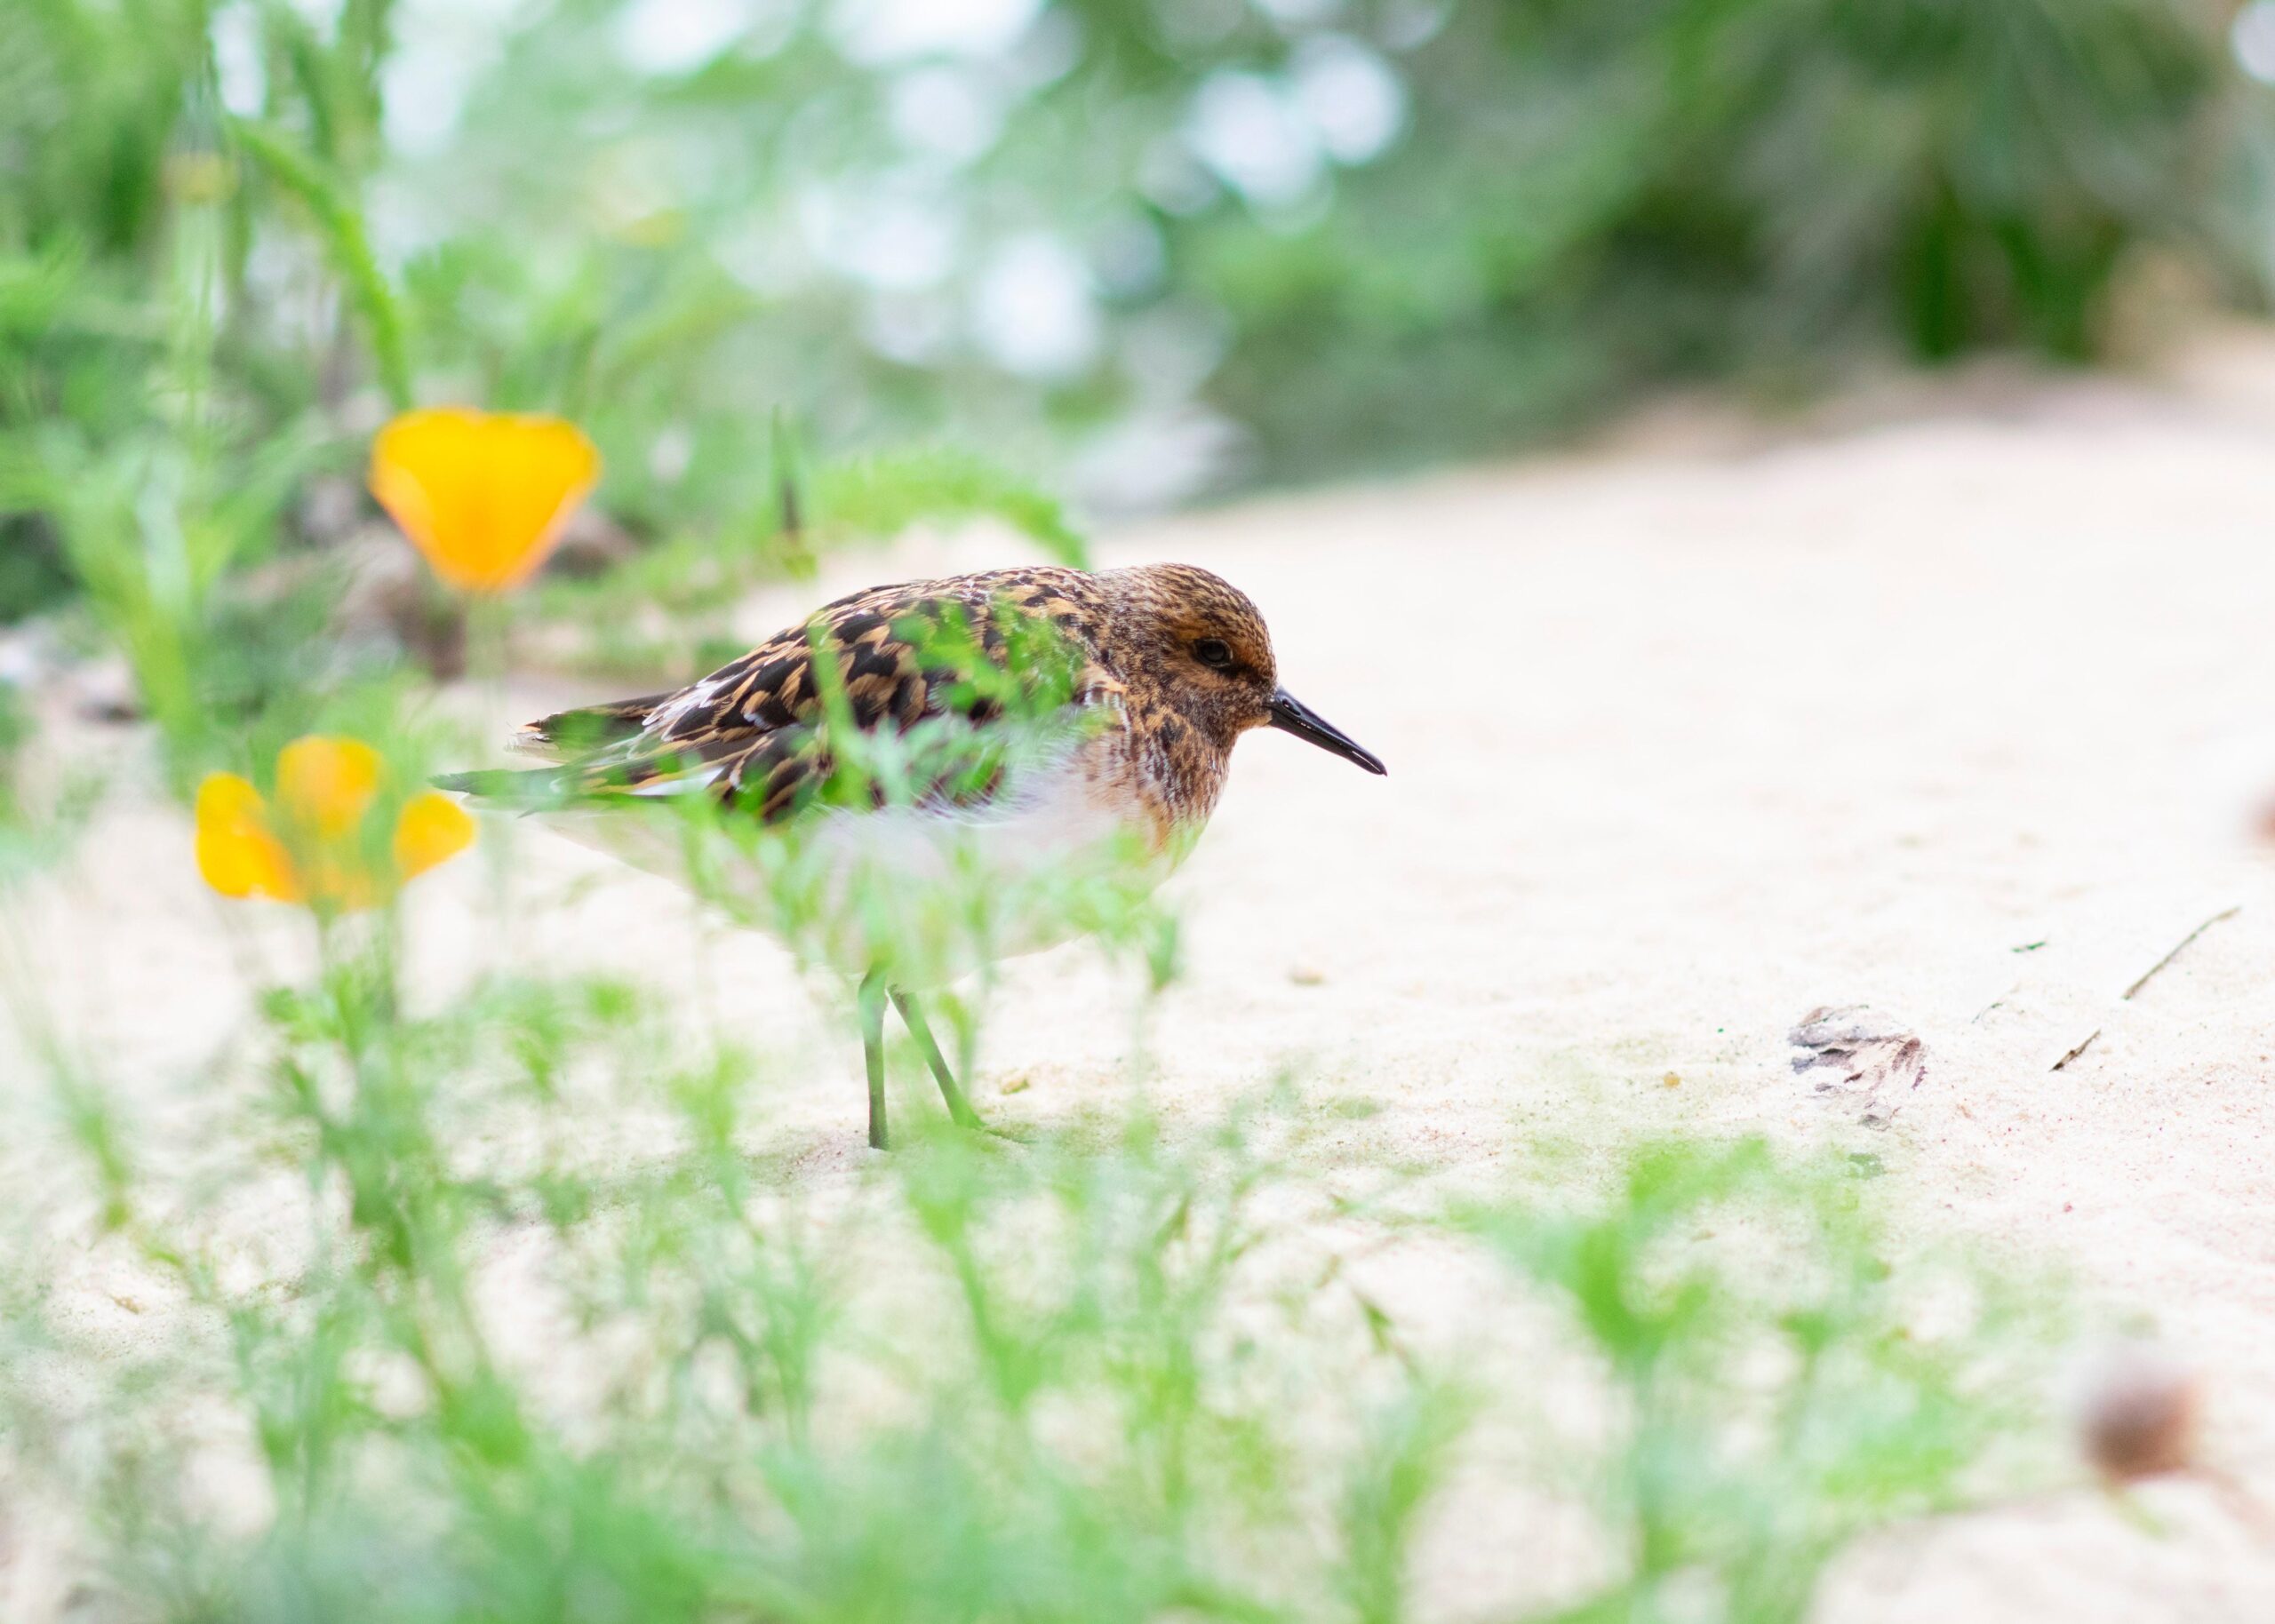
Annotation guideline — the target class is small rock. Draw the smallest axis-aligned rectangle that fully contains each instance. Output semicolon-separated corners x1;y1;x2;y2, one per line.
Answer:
1289;964;1325;987
2080;1345;2202;1484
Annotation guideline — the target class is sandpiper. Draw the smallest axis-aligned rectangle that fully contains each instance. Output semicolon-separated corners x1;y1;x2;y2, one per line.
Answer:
441;562;1385;1146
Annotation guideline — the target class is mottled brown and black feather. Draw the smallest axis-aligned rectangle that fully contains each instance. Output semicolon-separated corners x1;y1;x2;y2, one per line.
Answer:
529;567;1112;823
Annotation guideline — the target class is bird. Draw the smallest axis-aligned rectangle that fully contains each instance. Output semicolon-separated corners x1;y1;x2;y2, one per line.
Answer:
438;561;1385;1148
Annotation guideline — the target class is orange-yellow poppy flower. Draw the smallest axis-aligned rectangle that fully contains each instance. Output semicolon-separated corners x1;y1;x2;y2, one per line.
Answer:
369;408;602;593
196;736;475;909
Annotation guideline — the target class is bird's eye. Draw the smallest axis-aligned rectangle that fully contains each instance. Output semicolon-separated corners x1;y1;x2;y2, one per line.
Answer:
1193;637;1233;669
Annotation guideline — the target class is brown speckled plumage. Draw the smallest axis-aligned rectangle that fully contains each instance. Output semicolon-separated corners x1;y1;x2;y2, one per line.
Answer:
507;562;1303;848
447;560;1383;1148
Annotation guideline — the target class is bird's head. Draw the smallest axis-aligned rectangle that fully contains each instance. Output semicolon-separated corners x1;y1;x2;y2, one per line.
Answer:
1105;563;1386;775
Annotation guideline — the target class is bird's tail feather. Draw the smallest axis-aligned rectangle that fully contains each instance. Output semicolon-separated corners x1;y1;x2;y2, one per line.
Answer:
510;695;669;763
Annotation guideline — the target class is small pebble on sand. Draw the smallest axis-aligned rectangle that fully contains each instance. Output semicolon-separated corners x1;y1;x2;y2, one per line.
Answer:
2080;1345;2203;1484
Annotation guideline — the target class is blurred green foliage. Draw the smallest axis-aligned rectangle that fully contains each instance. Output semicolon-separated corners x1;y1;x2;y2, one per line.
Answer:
0;927;2065;1623
1;0;2267;639
1468;1139;2059;1623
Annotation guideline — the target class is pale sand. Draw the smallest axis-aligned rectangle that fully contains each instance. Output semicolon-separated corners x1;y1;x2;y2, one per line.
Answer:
12;333;2275;1617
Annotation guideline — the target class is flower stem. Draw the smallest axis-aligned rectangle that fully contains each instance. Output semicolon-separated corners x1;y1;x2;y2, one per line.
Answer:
464;593;518;954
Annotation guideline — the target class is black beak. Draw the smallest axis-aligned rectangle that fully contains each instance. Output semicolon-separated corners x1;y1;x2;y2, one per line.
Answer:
1267;689;1387;776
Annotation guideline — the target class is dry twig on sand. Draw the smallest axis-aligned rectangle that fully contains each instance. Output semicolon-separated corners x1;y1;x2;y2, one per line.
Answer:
2049;905;2240;1073
2119;905;2240;1002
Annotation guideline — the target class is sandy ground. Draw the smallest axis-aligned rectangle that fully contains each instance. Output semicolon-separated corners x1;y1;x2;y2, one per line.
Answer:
15;334;2275;1617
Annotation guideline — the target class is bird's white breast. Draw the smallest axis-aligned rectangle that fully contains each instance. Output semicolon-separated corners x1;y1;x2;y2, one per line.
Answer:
532;737;1170;977
818;746;1131;878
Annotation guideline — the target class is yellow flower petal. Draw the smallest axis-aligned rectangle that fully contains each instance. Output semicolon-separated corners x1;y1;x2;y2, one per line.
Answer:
275;736;384;840
392;791;476;881
194;773;302;903
370;408;603;593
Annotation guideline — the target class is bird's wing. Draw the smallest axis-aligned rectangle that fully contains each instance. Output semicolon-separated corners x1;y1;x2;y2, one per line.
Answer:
510;568;1106;823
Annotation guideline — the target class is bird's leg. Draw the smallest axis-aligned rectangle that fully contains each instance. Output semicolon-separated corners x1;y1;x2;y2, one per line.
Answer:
858;969;889;1150
890;988;984;1131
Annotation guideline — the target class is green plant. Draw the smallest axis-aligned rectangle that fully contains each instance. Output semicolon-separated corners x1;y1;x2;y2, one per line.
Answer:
1465;1139;2062;1623
0;808;2066;1624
